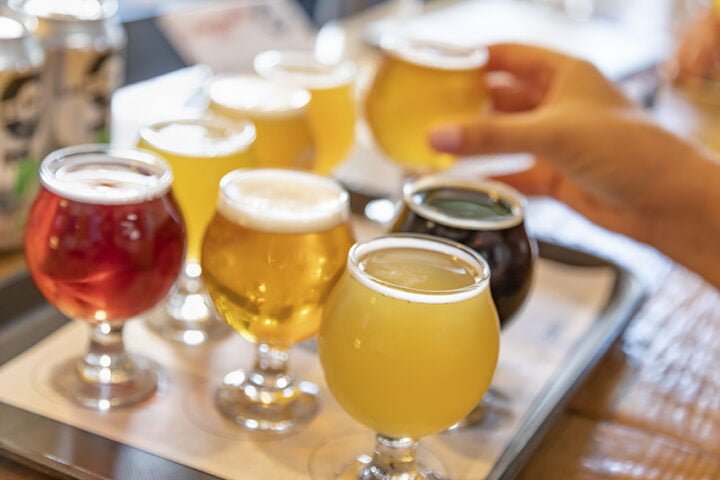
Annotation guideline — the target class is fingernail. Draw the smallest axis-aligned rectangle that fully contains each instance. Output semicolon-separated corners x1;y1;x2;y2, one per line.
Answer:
429;126;463;152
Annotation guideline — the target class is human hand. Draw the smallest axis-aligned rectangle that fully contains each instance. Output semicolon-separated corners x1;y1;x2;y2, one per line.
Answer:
429;43;720;286
672;7;720;80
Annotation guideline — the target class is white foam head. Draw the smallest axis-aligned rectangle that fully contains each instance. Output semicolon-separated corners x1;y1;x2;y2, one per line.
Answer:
347;234;490;305
40;144;172;205
254;50;356;90
218;169;349;234
207;74;311;119
381;36;487;71
139;116;255;159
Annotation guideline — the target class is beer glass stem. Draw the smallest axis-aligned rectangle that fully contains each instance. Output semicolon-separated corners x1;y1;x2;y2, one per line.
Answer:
250;343;292;389
361;435;424;478
78;322;136;385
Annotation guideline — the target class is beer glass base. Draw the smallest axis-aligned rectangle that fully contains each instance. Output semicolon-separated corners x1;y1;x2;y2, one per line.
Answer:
215;369;319;434
309;433;447;480
147;265;230;346
446;387;513;431
51;355;159;410
146;307;230;346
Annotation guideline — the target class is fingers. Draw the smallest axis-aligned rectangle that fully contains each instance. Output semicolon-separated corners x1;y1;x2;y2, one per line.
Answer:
486;43;573;87
487;72;545;112
429;112;553;157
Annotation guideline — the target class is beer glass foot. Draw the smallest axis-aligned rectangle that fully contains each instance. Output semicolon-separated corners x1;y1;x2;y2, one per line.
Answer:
215;368;319;434
446;387;513;431
51;354;159;410
309;433;447;480
147;264;230;346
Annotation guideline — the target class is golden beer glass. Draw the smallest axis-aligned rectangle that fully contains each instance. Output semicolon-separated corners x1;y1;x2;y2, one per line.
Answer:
207;74;315;171
254;50;357;174
315;234;499;479
202;169;354;432
137;116;256;345
365;37;489;173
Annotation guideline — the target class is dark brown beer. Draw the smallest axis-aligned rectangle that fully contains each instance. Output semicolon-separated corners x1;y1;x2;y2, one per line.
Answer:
392;177;536;326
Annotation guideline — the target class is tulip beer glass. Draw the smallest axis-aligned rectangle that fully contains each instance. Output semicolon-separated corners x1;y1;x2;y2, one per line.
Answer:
137;116;255;344
24;145;185;409
202;169;354;432
318;234;500;478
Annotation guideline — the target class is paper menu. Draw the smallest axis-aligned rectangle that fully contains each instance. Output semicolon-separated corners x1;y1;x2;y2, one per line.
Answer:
156;0;316;73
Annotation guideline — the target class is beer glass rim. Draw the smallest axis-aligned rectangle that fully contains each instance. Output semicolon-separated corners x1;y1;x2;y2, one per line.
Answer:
217;168;350;234
207;73;311;119
403;176;526;230
40;144;173;205
254;49;357;90
379;36;488;71
347;233;491;304
138;115;256;158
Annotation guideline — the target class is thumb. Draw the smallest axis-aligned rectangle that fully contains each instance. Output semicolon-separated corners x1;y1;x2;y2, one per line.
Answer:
429;112;554;157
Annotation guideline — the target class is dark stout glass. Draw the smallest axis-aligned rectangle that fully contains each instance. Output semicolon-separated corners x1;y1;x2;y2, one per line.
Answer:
392;177;536;325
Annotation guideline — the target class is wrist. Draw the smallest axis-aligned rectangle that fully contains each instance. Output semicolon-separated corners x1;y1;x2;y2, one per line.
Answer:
649;152;720;287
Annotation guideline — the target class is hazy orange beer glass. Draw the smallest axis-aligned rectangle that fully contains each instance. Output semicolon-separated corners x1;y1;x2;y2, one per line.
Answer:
365;37;488;172
318;234;499;478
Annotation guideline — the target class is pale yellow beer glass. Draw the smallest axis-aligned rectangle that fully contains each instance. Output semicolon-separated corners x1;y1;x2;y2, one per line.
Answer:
137;116;256;345
317;234;499;479
365;38;489;173
207;74;315;171
254;50;357;174
202;169;354;433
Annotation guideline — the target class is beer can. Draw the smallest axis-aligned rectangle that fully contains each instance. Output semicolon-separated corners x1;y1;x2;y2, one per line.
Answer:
0;7;46;250
9;0;126;148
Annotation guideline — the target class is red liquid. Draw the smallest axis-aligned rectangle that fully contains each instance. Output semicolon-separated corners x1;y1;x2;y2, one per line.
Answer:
24;187;186;321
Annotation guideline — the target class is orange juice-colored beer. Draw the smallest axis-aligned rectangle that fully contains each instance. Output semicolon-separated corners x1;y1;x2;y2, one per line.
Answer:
320;240;499;438
365;39;488;172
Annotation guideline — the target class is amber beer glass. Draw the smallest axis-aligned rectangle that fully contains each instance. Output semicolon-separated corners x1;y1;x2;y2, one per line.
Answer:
365;37;488;173
202;169;354;433
393;176;535;324
137;116;256;345
24;145;185;409
254;50;357;174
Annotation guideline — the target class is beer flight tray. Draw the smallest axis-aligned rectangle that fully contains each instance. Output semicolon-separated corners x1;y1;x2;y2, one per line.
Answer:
0;239;645;480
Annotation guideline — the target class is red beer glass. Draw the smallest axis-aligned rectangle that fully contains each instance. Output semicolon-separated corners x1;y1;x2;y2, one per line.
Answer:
24;145;186;410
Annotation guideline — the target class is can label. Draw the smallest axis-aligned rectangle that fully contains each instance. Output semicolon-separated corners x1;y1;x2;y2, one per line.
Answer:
0;70;44;213
47;47;124;148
